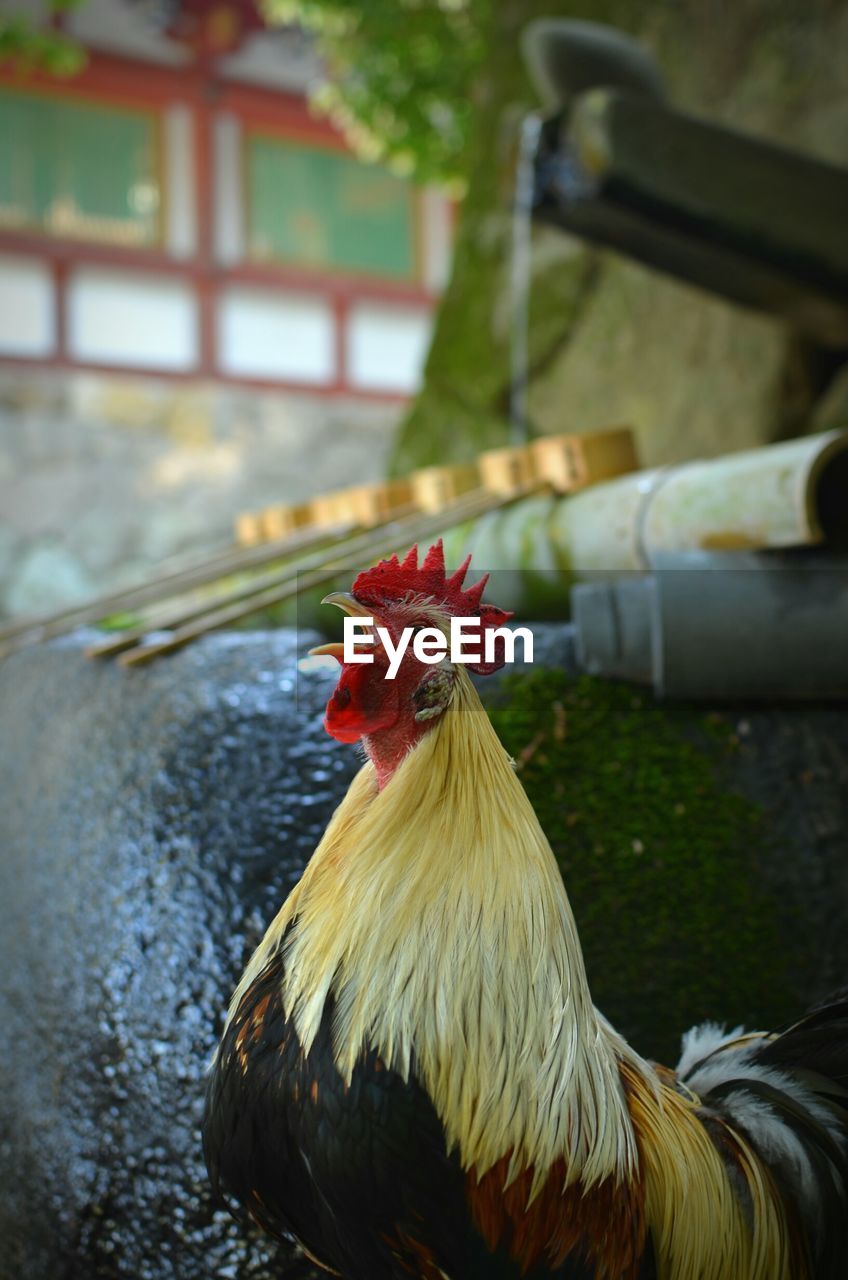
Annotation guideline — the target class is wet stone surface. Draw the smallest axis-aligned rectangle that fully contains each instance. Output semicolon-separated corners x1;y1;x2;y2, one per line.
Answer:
0;631;351;1280
0;627;846;1280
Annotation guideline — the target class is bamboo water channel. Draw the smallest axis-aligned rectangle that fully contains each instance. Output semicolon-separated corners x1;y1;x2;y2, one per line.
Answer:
0;427;637;666
1;426;845;668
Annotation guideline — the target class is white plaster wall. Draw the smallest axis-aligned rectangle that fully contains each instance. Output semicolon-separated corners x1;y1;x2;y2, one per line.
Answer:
164;105;197;260
0;255;55;358
218;287;336;383
67;268;198;370
347;303;432;393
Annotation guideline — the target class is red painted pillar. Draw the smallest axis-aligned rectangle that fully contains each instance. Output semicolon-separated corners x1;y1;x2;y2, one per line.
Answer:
52;258;68;366
193;63;217;379
333;294;348;393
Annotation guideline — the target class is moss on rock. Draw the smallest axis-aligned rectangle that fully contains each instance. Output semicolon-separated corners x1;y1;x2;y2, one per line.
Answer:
484;668;803;1064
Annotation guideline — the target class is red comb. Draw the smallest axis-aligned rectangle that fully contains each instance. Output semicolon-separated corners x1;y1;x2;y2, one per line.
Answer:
351;540;484;614
351;541;514;674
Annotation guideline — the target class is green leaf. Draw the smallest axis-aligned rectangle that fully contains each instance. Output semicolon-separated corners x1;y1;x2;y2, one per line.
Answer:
262;0;487;183
0;17;86;77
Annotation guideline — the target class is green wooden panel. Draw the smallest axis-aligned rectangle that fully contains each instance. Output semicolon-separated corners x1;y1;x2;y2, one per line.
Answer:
247;136;415;279
0;89;159;244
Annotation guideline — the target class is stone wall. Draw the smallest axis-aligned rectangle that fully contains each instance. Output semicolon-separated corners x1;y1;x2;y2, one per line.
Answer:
0;367;402;619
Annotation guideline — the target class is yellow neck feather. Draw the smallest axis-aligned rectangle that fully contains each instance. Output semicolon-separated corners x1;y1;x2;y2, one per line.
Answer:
234;670;641;1189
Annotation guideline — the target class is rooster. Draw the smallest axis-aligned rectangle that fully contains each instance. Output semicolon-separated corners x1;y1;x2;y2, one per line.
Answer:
203;540;848;1280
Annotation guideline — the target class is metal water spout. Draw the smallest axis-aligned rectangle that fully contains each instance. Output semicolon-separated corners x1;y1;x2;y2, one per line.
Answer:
519;16;848;344
521;18;666;215
521;19;666;113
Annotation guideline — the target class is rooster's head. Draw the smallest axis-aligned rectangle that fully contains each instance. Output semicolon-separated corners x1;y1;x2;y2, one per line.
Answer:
312;541;512;785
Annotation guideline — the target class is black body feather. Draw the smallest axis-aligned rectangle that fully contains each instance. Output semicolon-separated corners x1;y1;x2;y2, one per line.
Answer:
202;947;653;1280
205;953;848;1280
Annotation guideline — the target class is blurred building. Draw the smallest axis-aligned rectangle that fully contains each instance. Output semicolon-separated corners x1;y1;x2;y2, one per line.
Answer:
0;0;452;617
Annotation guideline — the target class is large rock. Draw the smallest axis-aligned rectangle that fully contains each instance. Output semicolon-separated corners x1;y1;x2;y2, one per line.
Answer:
534;85;848;344
393;1;848;475
1;629;847;1278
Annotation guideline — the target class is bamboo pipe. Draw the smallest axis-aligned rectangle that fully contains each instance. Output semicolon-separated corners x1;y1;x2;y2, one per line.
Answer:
0;425;648;663
233;428;638;550
89;446;552;662
117;490;514;667
0;520;354;659
550;429;848;574
88;509;440;660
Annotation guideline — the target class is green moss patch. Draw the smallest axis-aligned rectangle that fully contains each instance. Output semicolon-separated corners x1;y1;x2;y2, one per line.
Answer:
486;669;802;1065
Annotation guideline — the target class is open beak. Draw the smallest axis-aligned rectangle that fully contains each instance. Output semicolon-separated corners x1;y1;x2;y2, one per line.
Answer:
308;641;346;661
321;592;372;617
309;593;373;663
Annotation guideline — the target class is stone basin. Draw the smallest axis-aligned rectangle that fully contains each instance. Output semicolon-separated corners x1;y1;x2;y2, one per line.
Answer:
0;629;846;1279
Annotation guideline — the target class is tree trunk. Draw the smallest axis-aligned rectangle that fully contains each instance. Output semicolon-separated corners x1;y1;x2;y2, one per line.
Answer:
391;0;645;474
